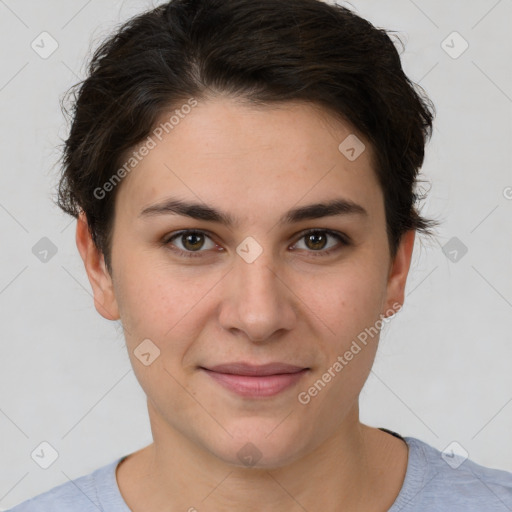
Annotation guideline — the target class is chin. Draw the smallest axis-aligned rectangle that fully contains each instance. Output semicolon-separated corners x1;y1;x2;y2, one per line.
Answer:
208;420;308;469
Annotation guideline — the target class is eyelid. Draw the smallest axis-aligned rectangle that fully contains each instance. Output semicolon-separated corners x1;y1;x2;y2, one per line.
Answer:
163;228;349;258
163;228;217;244
290;228;349;256
293;228;349;245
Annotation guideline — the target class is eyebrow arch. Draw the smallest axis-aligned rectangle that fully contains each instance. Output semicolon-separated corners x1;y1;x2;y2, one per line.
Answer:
138;196;368;227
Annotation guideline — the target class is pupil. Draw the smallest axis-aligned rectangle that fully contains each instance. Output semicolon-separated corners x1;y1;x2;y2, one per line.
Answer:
307;233;326;250
180;232;328;252
184;233;203;251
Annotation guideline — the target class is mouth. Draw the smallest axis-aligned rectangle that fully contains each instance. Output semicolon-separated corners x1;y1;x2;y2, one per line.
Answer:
199;362;310;398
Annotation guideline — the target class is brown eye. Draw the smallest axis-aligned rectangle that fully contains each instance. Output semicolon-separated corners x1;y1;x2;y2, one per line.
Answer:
292;229;348;256
181;232;205;251
164;228;349;260
304;232;328;250
165;230;217;258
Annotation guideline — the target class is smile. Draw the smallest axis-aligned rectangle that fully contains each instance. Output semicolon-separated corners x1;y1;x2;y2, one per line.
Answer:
200;365;310;398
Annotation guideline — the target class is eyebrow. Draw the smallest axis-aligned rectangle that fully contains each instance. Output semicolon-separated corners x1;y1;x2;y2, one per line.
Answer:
138;196;368;227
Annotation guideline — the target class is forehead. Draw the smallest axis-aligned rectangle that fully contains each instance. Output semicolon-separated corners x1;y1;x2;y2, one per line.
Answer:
113;96;382;224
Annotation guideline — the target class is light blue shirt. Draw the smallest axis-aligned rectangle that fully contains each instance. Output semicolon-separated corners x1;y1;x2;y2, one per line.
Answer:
5;436;512;511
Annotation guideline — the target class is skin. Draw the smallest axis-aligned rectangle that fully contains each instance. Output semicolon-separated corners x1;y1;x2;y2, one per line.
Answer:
76;96;414;512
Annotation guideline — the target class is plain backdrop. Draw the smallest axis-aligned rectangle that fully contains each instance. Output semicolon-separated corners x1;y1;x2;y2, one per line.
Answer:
1;0;511;508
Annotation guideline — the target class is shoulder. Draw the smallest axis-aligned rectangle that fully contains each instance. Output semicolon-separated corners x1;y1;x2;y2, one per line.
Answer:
390;436;512;512
5;457;129;512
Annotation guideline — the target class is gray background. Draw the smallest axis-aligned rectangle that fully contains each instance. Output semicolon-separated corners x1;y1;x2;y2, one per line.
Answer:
1;0;511;508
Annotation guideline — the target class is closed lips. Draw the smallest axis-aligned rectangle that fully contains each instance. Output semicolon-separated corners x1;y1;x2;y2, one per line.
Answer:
201;362;309;376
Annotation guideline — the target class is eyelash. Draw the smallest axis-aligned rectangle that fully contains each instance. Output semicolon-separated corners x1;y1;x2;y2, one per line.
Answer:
163;229;350;259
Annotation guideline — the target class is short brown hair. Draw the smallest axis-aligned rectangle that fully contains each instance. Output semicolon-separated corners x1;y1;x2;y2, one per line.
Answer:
56;0;440;273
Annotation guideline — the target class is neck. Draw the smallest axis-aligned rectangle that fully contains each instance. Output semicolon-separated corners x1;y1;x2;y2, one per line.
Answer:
116;399;407;512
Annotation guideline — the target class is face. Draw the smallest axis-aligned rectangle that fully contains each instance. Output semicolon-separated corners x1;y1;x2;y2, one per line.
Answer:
77;96;414;468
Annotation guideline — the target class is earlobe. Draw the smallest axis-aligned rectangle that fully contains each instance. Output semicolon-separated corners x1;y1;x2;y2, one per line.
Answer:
381;230;416;317
75;212;120;321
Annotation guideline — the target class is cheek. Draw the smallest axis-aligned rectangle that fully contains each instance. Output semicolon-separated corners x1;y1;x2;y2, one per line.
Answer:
295;267;385;405
113;256;220;350
297;261;387;342
113;266;202;401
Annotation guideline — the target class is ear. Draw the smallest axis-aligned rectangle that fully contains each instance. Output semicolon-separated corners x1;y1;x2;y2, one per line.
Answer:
381;229;416;317
75;211;120;321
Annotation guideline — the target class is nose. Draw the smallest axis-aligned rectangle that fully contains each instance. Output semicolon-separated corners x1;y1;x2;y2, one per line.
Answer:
218;246;297;343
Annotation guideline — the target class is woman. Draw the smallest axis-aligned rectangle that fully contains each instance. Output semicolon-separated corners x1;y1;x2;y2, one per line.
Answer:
7;0;512;510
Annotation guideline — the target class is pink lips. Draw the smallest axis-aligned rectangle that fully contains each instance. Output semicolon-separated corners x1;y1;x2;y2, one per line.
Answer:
200;362;309;398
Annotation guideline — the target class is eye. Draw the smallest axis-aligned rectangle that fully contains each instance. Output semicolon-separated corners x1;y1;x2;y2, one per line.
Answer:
164;228;349;259
291;229;349;257
164;230;220;258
